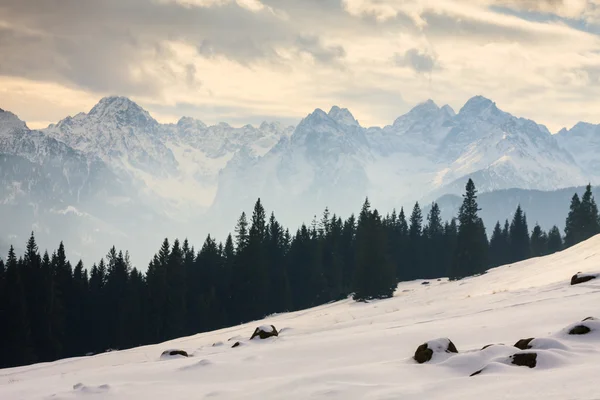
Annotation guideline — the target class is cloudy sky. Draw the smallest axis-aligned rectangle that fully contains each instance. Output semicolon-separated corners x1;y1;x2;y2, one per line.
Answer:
1;0;599;131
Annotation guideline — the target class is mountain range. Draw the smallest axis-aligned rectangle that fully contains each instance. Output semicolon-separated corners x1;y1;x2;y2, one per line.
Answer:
0;96;598;267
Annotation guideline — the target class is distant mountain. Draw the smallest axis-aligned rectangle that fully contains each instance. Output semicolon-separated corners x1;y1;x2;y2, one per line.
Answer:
556;122;600;184
212;96;592;231
429;186;600;233
0;96;598;267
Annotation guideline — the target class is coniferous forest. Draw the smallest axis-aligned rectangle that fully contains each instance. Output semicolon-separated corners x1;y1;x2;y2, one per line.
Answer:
1;180;599;369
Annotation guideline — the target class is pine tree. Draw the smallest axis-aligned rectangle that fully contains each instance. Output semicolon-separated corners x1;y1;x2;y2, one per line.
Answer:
4;246;35;366
70;260;89;355
353;200;396;301
547;226;563;254
408;202;423;280
0;258;6;367
580;184;600;241
105;248;131;348
443;218;458;277
22;233;53;361
450;179;488;279
164;240;186;340
488;221;504;267
234;212;250;252
530;224;548;257
266;213;292;313
424;202;444;278
509;205;530;262
147;239;169;342
88;260;108;352
564;193;583;247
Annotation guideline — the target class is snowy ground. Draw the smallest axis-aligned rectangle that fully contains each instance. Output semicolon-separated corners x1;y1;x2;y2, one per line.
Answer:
2;235;600;400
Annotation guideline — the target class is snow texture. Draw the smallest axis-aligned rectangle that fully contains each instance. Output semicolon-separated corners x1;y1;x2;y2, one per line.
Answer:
2;234;600;399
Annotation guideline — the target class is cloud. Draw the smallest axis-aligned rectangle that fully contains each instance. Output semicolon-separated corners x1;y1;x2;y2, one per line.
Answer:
395;48;437;73
295;35;346;64
1;0;600;133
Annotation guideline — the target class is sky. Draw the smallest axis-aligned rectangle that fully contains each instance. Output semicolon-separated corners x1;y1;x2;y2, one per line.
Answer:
0;0;599;132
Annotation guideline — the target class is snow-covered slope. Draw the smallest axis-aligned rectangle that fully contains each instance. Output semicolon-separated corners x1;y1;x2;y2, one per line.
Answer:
3;235;600;399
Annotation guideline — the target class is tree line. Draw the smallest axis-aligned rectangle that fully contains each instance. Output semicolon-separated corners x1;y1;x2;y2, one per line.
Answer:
1;180;599;369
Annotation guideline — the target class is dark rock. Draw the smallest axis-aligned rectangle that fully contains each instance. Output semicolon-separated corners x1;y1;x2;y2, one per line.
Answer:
470;369;483;377
583;316;597;321
571;273;597;285
447;341;458;353
511;353;537;368
514;338;534;350
413;339;458;364
161;349;188;357
422;281;430;285
250;325;279;340
414;344;434;364
231;342;241;348
569;325;591;335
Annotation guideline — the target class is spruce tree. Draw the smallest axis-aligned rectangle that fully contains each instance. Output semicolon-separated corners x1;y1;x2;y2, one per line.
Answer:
564;193;583;247
408;202;423;280
266;213;292;313
488;221;505;267
353;199;396;301
580;184;600;241
450;179;488;279
165;240;186;340
4;246;35;366
509;205;531;263
547;226;563;254
530;224;548;257
425;202;444;278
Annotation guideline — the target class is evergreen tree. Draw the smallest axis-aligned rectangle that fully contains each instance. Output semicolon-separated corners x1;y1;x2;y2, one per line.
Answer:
353;200;396;300
488;221;505;267
164;240;186;339
4;246;35;366
450;179;488;279
88;260;108;352
407;202;423;280
564;193;583;247
105;248;131;348
266;213;292;313
509;205;530;263
146;239;169;342
70;261;88;355
443;218;458;277
530;224;548;257
0;258;5;367
424;202;444;278
547;226;563;254
234;212;250;252
579;184;600;241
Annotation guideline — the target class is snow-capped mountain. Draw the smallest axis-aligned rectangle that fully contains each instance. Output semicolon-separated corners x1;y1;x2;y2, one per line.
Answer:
1;95;599;267
212;96;592;229
44;97;292;215
556;122;600;183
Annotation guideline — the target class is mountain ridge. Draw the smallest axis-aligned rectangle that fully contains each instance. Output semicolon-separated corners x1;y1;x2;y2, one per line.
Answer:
1;95;599;267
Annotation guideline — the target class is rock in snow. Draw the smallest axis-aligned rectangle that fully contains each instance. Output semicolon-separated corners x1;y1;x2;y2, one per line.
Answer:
510;353;538;368
413;338;458;363
571;272;598;285
250;325;279;340
514;338;535;350
160;349;189;359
